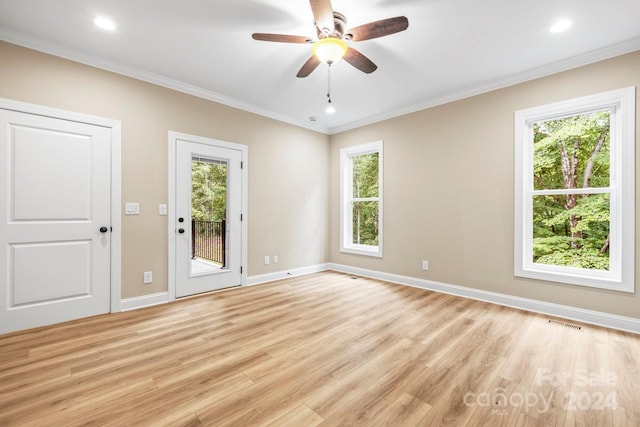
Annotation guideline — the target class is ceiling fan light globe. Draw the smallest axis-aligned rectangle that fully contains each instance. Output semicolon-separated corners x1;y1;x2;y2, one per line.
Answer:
313;38;348;64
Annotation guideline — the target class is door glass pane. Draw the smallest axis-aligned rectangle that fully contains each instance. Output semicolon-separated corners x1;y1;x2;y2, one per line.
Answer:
533;110;610;190
190;156;228;275
532;193;610;270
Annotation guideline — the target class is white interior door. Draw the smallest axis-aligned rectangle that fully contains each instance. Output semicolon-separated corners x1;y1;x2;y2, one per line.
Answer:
0;109;112;334
175;138;243;297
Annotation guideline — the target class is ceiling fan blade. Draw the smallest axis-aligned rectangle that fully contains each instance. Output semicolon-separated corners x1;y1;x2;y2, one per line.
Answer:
297;56;321;78
344;48;377;74
309;0;335;33
346;16;409;42
252;33;312;44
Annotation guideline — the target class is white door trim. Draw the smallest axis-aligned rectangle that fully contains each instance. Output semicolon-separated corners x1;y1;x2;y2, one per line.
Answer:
0;98;122;313
168;131;248;301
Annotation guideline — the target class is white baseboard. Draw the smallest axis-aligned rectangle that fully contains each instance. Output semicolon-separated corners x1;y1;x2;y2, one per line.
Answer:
120;291;170;311
327;263;640;334
246;263;329;286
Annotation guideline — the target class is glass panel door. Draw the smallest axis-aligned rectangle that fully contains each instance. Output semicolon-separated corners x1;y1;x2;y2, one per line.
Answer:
175;137;242;298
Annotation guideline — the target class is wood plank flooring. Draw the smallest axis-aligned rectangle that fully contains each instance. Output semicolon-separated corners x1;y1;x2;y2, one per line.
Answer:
1;271;639;426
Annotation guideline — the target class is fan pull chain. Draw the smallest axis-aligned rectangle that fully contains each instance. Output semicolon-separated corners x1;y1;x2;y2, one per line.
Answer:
327;63;332;105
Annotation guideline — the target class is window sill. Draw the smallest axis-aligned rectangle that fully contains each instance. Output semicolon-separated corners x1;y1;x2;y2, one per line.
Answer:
341;245;383;258
515;266;632;293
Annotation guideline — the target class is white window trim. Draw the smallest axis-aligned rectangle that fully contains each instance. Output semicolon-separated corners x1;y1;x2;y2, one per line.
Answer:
514;87;635;292
340;141;383;257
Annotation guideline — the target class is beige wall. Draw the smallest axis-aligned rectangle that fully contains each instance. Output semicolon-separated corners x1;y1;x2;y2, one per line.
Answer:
0;41;330;299
330;50;640;319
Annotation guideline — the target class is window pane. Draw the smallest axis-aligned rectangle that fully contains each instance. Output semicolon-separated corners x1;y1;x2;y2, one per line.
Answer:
352;201;379;246
533;111;610;190
352;152;379;198
532;193;610;270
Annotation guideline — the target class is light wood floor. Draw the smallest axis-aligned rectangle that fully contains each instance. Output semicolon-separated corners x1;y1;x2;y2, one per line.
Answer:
1;271;639;426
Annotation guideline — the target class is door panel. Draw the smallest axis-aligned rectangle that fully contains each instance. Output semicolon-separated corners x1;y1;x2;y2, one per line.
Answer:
0;109;111;334
175;139;242;297
11;240;91;305
12;125;92;220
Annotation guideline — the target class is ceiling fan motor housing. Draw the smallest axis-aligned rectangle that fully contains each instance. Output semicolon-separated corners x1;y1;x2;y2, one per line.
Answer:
317;11;348;39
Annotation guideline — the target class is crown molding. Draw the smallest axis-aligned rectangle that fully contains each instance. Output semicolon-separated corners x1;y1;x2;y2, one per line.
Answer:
2;29;639;137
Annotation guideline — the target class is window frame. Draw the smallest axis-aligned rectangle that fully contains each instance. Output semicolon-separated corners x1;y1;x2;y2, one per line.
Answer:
514;87;635;292
340;141;383;257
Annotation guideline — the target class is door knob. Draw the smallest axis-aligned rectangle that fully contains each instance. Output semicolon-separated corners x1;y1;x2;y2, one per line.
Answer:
178;217;184;223
178;228;185;234
99;226;108;233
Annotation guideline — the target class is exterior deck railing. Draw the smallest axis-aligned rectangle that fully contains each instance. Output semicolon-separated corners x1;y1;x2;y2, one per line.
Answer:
191;219;225;266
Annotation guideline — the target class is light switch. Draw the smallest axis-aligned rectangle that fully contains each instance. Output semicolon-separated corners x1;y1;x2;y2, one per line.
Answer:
125;203;140;215
159;204;167;215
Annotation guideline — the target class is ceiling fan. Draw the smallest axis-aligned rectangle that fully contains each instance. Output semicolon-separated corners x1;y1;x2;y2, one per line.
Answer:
252;0;409;78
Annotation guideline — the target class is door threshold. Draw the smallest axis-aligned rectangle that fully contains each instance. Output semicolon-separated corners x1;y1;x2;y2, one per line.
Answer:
176;284;242;300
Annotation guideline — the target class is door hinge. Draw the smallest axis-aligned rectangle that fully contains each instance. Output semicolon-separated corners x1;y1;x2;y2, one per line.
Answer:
240;213;243;221
110;227;113;232
240;266;243;274
241;161;243;169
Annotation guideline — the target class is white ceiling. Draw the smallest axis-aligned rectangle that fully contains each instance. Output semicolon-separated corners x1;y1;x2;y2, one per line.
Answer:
1;0;640;134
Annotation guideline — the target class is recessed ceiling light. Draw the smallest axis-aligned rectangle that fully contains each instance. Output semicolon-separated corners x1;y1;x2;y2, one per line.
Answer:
550;19;572;33
94;16;116;31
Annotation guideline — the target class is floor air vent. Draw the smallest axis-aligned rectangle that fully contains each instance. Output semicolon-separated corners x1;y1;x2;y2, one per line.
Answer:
547;319;582;330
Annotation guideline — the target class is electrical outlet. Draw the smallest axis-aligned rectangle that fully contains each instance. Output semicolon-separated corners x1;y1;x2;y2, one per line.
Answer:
264;256;270;265
422;260;429;271
143;271;152;284
273;255;278;264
